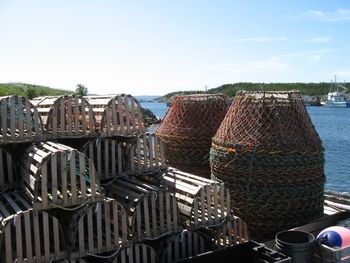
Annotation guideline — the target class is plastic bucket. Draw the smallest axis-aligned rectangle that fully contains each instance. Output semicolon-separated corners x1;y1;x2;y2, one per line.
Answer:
275;230;315;263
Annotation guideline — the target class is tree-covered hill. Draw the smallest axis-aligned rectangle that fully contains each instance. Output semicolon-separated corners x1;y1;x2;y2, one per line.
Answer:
156;82;348;102
0;83;74;99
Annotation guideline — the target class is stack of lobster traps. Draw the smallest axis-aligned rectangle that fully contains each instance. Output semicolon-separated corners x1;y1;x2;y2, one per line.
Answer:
0;94;250;263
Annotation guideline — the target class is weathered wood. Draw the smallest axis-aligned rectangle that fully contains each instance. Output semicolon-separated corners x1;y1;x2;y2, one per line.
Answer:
20;142;104;210
0;191;67;262
0;95;43;144
208;214;250;248
80;138;128;180
31;95;96;139
0;148;18;192
112;243;157;263
106;176;180;242
129;133;167;175
161;230;208;263
71;198;130;259
161;168;230;230
86;94;145;137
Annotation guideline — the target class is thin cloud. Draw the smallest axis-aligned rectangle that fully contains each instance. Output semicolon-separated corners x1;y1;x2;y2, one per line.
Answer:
308;37;332;43
232;37;287;43
302;9;350;22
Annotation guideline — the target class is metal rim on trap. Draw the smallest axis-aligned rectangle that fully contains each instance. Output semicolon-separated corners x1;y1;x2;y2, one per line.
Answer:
20;141;104;210
86;94;145;137
0;191;66;262
161;168;230;230
156;94;228;178
210;90;325;241
106;176;181;242
0;95;44;144
31;95;97;139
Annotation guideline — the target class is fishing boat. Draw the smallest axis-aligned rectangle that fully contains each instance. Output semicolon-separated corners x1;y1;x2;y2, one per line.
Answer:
322;82;350;107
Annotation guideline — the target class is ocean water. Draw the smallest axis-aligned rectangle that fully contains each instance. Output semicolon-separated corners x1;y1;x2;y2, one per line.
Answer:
141;102;350;192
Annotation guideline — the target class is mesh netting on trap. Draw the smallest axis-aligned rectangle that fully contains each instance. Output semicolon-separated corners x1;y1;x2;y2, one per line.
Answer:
210;90;325;241
156;94;229;178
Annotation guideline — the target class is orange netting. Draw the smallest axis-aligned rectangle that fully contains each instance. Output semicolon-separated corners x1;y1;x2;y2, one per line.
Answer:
210;90;325;241
156;94;229;178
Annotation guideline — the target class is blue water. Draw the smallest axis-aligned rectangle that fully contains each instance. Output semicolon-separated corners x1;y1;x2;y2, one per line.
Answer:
141;102;350;192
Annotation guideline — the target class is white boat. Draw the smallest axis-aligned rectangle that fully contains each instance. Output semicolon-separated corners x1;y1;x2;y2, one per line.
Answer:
323;83;350;107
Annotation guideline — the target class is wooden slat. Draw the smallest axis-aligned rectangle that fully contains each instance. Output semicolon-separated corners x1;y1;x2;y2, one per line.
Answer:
52;102;58;138
61;152;68;205
25;101;32;138
15;214;23;261
18;96;24;139
81;97;86;133
41;163;48;208
10;96;16;139
1;99;7;140
144;197;150;237
43;211;50;261
74;95;80;134
97;202;103;250
33;211;41;261
24;211;33;261
5;224;12;263
117;96;124;134
112;140;116;177
51;154;58;203
60;98;65;136
67;96;73;136
79;153;87;198
70;151;78;202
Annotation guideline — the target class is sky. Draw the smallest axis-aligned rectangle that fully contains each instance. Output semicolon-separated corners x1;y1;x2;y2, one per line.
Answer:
1;1;350;95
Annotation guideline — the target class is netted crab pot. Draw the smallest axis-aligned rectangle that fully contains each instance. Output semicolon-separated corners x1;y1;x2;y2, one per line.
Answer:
156;94;228;178
129;132;167;175
20;142;104;210
161;169;230;230
112;243;157;263
71;198;130;259
0;191;67;262
86;95;145;137
106;176;180;242
0;148;18;192
0;95;44;144
31;95;96;139
210;90;325;241
161;230;209;263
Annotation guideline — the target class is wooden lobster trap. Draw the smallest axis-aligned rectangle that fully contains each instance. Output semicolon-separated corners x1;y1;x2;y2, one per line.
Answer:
0;148;18;192
200;214;250;249
20;141;104;210
160;169;230;230
86;95;145;137
0;96;43;144
161;230;209;263
0;190;67;262
106;176;181;242
79;137;132;181
112;243;157;263
31;95;96;139
71;198;130;259
128;133;167;175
